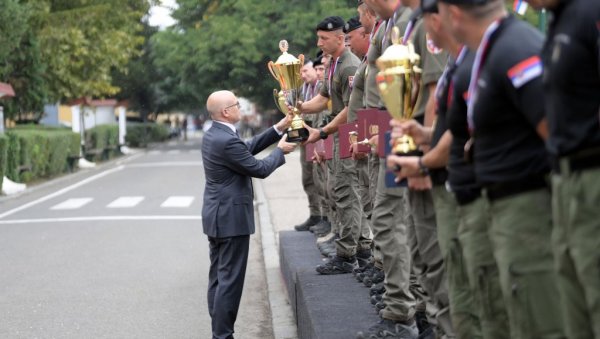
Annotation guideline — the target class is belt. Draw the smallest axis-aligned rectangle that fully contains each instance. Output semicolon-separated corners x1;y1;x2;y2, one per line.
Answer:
430;169;448;187
552;146;600;174
485;174;548;201
453;187;482;206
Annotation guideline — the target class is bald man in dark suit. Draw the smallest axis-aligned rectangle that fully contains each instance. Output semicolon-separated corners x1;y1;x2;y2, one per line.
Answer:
202;90;296;339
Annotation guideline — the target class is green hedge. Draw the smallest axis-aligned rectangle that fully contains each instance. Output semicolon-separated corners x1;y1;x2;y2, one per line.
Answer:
5;127;81;183
0;135;7;191
126;122;169;147
85;124;119;161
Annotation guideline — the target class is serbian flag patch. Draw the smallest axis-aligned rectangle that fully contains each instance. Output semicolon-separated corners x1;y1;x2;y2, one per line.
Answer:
507;56;542;88
513;0;528;15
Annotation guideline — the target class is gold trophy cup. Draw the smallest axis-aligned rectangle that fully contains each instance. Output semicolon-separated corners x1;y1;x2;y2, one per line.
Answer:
267;40;308;142
376;27;422;155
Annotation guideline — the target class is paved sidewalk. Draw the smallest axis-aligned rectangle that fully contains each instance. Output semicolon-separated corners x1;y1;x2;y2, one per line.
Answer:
261;149;310;239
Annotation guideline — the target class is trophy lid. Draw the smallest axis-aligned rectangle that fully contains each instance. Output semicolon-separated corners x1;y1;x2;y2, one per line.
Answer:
275;40;301;65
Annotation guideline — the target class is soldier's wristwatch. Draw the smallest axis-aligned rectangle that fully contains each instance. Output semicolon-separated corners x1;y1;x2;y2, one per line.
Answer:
319;128;328;140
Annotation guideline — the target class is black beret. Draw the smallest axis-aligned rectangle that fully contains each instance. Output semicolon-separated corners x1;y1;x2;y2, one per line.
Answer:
344;16;362;34
357;0;364;6
410;0;439;20
313;50;324;66
316;16;345;32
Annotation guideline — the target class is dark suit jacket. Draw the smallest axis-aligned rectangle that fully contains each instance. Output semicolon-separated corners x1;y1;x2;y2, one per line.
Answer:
201;122;285;238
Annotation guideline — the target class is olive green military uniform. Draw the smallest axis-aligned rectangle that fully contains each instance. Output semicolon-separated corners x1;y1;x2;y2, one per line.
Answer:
403;19;454;337
369;8;418;324
320;48;361;257
300;81;324;218
345;58;374;255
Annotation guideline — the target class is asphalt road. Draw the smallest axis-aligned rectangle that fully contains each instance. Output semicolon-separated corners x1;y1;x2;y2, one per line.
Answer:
0;137;273;339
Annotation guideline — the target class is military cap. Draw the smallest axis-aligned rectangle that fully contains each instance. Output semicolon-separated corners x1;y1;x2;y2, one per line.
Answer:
316;16;345;32
344;16;362;34
357;0;364;6
313;50;324;66
410;0;439;20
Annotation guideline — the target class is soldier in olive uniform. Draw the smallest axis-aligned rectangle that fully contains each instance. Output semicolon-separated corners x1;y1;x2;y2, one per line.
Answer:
527;0;600;337
298;16;362;273
438;0;565;337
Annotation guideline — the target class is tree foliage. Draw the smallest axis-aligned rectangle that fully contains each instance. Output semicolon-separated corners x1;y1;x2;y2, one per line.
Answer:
151;0;356;113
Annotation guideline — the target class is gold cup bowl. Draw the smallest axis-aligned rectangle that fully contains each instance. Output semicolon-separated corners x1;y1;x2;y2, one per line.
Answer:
376;28;422;155
267;40;308;142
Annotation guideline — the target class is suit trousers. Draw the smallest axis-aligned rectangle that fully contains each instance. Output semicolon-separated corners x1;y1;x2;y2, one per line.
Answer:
208;235;250;339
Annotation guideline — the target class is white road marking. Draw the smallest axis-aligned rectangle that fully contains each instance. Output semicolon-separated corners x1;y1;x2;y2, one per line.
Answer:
0;166;124;220
0;215;202;224
167;150;181;154
125;162;203;168
107;196;145;208
161;196;195;208
148;150;161;155
50;198;93;210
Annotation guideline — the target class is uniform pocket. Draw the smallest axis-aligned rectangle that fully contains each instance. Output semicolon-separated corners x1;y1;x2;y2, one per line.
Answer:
509;260;564;338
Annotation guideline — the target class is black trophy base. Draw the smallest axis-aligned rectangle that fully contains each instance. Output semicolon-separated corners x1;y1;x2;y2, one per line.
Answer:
394;149;423;157
287;127;309;143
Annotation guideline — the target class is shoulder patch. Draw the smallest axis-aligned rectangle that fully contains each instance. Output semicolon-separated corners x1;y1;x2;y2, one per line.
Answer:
348;76;355;89
507;56;542;88
426;33;444;55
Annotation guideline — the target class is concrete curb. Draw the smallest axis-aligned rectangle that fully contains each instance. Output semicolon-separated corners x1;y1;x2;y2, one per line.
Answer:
254;177;299;339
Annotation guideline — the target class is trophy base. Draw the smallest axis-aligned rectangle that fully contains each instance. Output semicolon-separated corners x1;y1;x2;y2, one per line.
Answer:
287;127;309;143
393;149;423;157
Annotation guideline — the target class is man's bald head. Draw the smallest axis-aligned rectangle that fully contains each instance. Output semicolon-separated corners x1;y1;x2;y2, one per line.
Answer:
206;90;237;120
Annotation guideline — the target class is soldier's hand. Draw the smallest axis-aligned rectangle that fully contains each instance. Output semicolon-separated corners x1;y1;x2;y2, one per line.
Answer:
312;149;323;164
351;142;367;160
275;114;293;132
390;119;429;146
387;155;420;179
302;123;321;145
277;134;298;154
407;176;432;190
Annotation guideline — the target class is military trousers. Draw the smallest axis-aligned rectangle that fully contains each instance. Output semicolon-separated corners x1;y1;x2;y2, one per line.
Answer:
332;136;371;257
372;160;415;322
485;188;564;339
407;188;454;337
368;153;383;268
456;195;509;339
300;144;322;217
326;152;339;234
552;166;600;339
431;186;482;339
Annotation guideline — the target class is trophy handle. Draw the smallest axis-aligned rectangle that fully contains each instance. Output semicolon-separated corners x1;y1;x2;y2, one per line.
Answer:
267;61;279;82
298;54;304;66
273;89;290;115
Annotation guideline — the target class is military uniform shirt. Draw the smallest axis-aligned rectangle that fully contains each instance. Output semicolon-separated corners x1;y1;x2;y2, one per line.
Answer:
364;21;386;108
472;16;549;184
320;48;360;117
301;80;322;125
428;52;460;186
542;0;600;157
447;51;478;191
348;59;367;122
410;19;447;120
